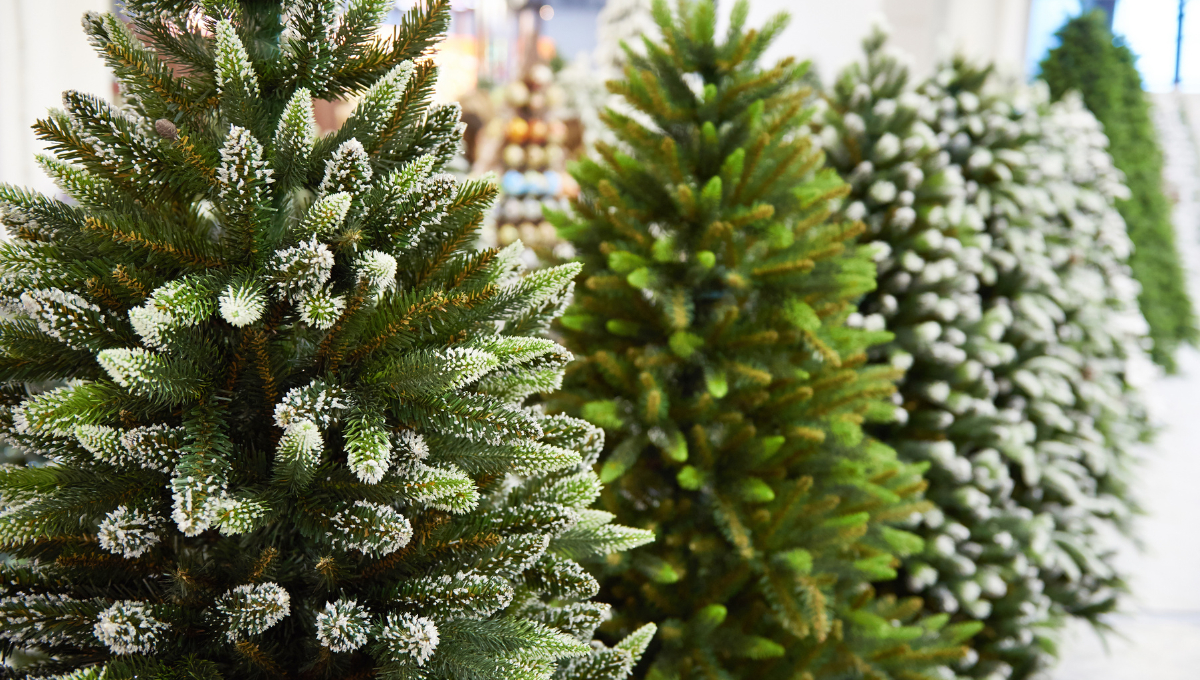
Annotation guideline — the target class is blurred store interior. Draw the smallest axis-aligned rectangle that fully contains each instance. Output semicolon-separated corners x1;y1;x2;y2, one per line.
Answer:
4;0;1196;194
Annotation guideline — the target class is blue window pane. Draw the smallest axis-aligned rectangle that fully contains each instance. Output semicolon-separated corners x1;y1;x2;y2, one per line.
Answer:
1026;0;1084;79
1114;0;1198;91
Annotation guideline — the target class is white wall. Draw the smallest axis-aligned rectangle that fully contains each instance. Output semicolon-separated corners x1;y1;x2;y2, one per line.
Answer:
738;0;885;82
0;0;112;196
724;0;1032;84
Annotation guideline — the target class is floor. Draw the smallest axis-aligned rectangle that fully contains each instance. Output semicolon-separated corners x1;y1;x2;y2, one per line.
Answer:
1053;92;1200;679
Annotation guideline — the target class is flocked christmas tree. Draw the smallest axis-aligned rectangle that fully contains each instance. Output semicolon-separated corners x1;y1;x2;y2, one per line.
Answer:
1039;10;1195;370
0;1;657;678
550;2;978;678
822;41;1148;679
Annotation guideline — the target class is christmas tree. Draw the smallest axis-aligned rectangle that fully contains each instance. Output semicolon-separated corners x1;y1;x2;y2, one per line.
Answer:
824;44;1148;679
1039;10;1195;370
551;2;976;678
0;1;656;678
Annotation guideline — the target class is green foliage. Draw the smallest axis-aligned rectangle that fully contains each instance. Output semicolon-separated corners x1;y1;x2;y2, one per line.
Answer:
1040;10;1196;370
0;2;655;678
551;2;971;678
822;32;1150;679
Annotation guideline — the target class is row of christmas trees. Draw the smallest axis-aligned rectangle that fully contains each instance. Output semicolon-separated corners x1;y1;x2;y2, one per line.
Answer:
0;1;1163;680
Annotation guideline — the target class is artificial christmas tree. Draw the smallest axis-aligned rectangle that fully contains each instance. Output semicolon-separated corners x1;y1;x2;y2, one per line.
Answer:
822;43;1148;678
818;39;1006;677
0;1;656;678
551;2;976;678
1039;10;1195;370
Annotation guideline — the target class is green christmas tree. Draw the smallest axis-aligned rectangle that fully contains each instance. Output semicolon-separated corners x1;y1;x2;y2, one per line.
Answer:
1039;10;1194;370
550;2;976;678
822;44;1148;679
0;1;657;678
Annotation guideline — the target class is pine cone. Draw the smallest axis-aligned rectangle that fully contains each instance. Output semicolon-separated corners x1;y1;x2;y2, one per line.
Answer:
154;118;178;140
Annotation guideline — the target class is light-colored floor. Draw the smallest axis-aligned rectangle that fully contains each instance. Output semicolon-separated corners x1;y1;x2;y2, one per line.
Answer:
1053;92;1200;679
1055;613;1200;680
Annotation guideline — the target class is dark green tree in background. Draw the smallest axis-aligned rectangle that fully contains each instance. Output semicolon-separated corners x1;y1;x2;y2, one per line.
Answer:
0;1;656;678
1040;9;1195;371
551;2;977;678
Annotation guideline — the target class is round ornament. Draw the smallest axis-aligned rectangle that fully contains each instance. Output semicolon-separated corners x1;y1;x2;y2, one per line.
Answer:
529;119;549;144
501;170;527;196
502;197;524;221
544;170;562;196
530;64;554;87
545;85;566;109
523;198;544;220
526;145;548;169
505;81;530;107
545;143;566;168
518;221;539;244
502;143;526;168
497;223;520;246
506;117;530;144
524;170;548;195
561;174;580;198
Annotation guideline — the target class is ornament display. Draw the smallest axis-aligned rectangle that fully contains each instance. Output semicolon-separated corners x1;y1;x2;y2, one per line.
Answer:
484;60;587;262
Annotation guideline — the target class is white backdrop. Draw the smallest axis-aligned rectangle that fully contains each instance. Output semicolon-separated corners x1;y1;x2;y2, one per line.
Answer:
0;0;112;197
715;0;1033;83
